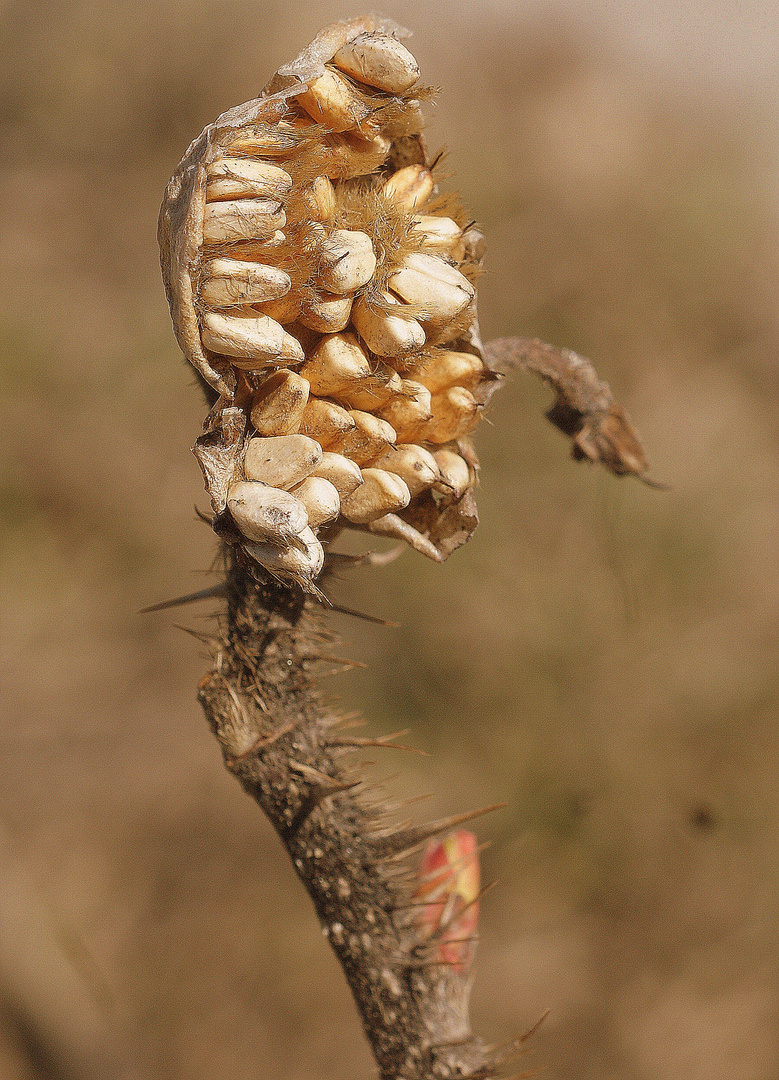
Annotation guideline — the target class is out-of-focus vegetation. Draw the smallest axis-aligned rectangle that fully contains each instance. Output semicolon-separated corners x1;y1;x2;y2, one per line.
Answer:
2;2;779;1078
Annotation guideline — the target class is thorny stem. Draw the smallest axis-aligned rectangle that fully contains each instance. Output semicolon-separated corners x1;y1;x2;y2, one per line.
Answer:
197;552;497;1080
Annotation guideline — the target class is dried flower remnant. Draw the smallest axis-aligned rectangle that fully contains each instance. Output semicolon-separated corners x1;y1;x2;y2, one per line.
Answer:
159;16;492;592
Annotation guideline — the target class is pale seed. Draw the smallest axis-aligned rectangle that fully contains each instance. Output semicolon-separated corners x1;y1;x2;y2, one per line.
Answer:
339;410;397;465
381;165;434;213
332;32;420;94
376;380;432;441
432;448;472;498
422;386;480;444
309;452;364;499
206;157;293;201
371;443;439;496
302;175;337;223
299;332;371;396
200;259;291;308
227;481;309;544
334;368;402;411
340;468;411;524
415;350;485;394
244;434;322;489
291;476;341;527
202;200;286;245
200;312;304;366
318;230;377;294
299;397;356;448
388;252;474;324
297;68;372;132
351;292;426;356
411;215;465;259
244;526;324;585
250;370;310;436
299;292;353;334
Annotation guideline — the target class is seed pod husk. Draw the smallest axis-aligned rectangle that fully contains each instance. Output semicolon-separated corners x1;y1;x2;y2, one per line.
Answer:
332;32;420;93
371;443;440;496
340;468;411;523
244;434;323;489
309;452;364;499
227;480;309;544
250;370;310;436
291;475;341;527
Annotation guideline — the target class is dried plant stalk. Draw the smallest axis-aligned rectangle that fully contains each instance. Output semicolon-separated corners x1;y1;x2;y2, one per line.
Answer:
158;16;656;1080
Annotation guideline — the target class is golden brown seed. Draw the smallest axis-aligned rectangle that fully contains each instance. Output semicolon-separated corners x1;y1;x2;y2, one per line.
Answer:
200;259;291;308
252;291;302;325
422;387;480;444
332;32;420;94
411;215;465;259
388;253;474;324
309;452;364;499
371;443;440;496
244;434;323;489
340;468;411;524
299;397;356;448
206;157;293;201
291;476;341;527
224;121;310;157
351;292;426;357
376;380;432;440
297;68;372;132
318;230;377;294
227;480;309;544
299;292;353;334
302;175;337;223
299;332;372;396
244;526;324;585
200;312;304;366
432;448;472;498
326;129;392;179
250;371;310;436
381;165;434;213
415;350;485;394
202;200;286;245
339;410;397;465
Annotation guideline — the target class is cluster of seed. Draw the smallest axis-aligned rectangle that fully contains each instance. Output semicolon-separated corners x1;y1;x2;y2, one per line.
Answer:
163;22;491;590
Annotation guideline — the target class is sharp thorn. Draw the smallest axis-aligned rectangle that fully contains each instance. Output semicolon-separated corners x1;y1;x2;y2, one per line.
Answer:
372;804;506;860
224;717;300;764
141;583;226;613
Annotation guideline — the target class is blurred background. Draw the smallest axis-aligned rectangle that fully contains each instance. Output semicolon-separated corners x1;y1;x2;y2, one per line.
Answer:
2;1;779;1077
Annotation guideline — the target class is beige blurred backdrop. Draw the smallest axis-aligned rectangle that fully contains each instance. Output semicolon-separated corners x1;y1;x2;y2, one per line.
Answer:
2;1;779;1077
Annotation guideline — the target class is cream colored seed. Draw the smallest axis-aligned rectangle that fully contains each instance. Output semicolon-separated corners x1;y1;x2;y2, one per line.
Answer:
415;350;485;394
200;312;304;366
200;259;291;308
300;397;356;448
227;480;309;545
250;371;310;436
228;231;287;261
318;230;377;295
376;380;432;441
339;410;397;466
433;448;472;498
244;526;324;585
291;476;341;528
299;292;353;334
411;216;465;259
340;468;411;524
299;332;371;396
244;434;322;489
202;200;286;245
310;452;364;499
351;292;426;357
297;68;371;132
423;387;480;444
388;253;474;324
302;175;337;223
206;157;293;201
381;165;434;213
332;32;420;94
225;121;309;157
335;369;403;411
371;443;439;497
